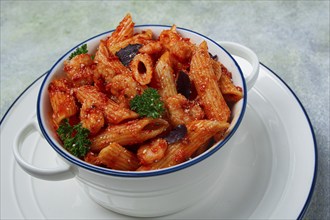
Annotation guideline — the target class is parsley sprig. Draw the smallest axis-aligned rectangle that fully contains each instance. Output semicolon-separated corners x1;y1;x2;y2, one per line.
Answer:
69;44;88;60
56;119;91;158
130;88;165;118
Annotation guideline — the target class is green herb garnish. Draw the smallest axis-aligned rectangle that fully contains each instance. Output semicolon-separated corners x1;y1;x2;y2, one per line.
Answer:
69;44;88;60
56;119;91;158
130;88;165;118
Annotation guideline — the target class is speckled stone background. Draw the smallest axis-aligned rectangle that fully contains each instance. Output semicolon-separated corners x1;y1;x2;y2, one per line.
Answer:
1;1;329;219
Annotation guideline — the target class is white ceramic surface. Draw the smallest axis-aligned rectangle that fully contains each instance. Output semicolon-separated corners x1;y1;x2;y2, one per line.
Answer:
1;60;316;219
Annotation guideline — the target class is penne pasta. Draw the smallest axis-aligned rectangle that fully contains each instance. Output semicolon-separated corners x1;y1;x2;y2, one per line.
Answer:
106;13;134;53
48;79;78;127
109;30;153;55
96;42;130;76
211;58;222;81
91;118;169;152
94;40;111;64
130;53;153;85
98;142;140;171
139;41;163;55
219;65;243;103
154;51;177;99
190;41;231;122
84;151;102;166
191;140;213;158
137;120;229;170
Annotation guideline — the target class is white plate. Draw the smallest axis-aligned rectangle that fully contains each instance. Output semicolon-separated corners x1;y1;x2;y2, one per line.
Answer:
0;60;316;219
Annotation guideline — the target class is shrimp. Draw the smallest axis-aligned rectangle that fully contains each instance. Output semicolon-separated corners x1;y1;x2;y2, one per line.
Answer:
107;73;146;108
137;139;168;165
80;101;105;134
64;54;95;87
165;94;204;126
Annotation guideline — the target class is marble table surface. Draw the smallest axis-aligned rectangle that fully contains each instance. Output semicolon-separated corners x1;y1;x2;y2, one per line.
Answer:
1;1;329;219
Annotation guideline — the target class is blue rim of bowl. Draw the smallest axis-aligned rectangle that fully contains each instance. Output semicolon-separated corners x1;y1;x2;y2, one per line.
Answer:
36;25;247;177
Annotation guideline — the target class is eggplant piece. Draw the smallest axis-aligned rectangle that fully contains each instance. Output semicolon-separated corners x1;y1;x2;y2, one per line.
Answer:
176;70;191;99
116;44;142;66
164;124;187;144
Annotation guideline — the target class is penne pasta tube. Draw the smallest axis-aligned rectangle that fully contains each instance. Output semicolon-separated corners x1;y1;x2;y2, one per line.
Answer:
84;151;102;166
139;41;163;55
154;51;177;99
49;92;78;127
211;58;222;81
218;65;243;103
137;119;229;170
94;40;111;64
106;13;134;51
98;142;140;171
191;139;213;158
109;30;153;55
48;79;78;127
95;40;130;75
190;41;231;122
130;53;153;85
91;118;169;152
102;98;139;124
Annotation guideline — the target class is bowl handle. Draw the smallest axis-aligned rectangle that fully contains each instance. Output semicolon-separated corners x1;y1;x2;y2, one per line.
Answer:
13;116;75;181
218;41;259;91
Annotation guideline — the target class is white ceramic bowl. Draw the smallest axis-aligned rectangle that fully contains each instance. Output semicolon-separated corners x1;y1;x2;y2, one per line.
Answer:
13;25;259;217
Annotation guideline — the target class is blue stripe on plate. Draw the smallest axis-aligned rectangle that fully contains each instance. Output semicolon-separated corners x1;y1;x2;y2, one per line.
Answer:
0;65;317;219
260;63;317;220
